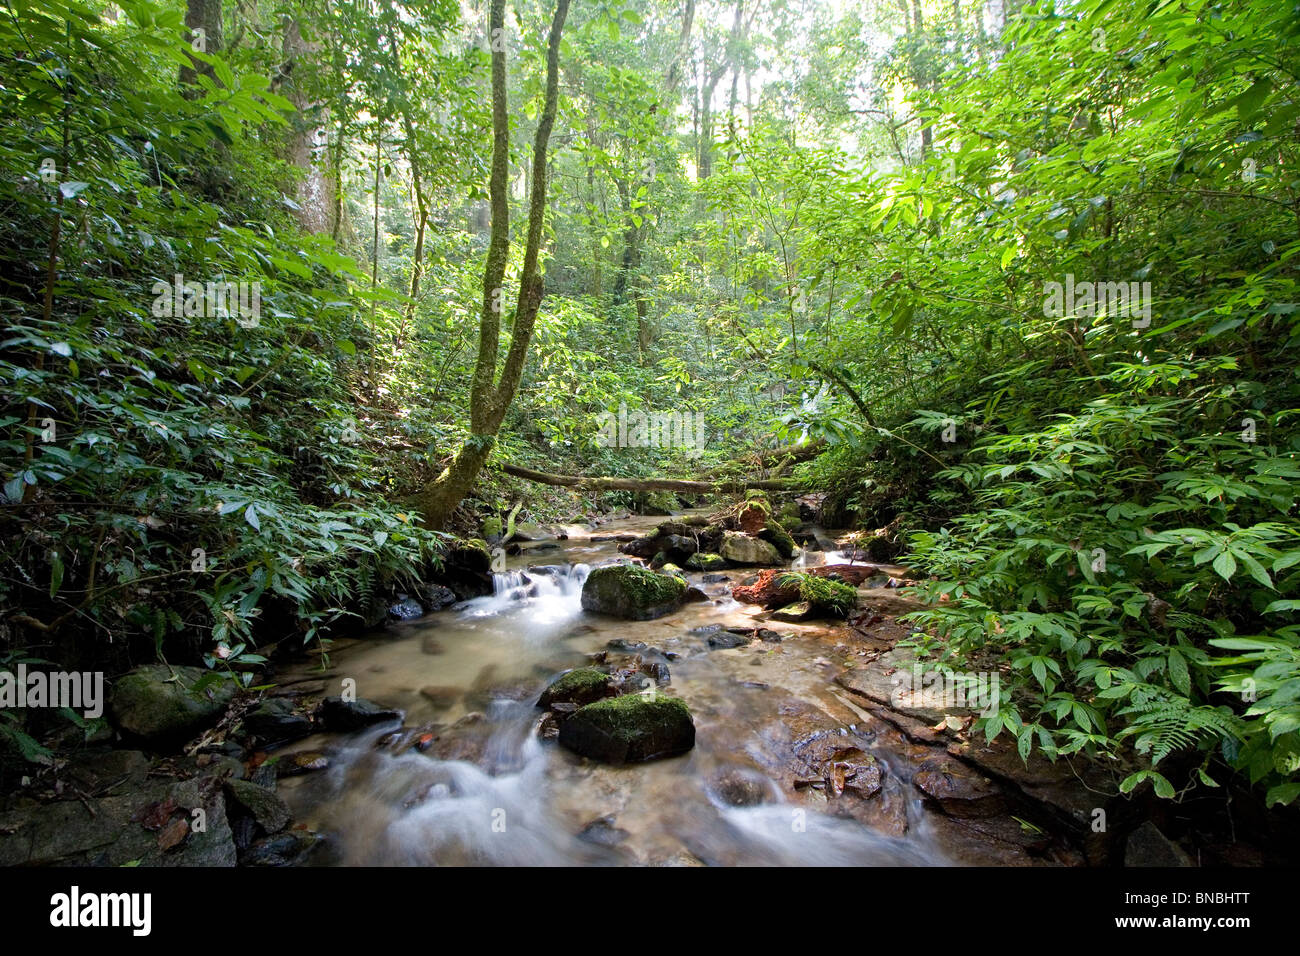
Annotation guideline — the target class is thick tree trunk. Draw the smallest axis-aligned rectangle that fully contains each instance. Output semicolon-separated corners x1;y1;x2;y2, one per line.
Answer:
281;19;335;235
180;0;222;91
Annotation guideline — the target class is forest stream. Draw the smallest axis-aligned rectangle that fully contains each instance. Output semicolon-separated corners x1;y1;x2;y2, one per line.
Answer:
270;513;1060;867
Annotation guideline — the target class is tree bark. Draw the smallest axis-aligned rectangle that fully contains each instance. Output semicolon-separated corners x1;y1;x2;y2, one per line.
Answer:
417;0;571;529
180;0;223;91
281;18;335;234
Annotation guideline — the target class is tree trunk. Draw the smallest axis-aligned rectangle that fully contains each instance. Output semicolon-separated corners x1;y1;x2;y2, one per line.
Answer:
281;18;335;234
180;0;222;91
418;0;571;530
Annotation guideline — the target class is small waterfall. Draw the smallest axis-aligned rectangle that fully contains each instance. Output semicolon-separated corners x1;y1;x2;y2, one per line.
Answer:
465;563;590;626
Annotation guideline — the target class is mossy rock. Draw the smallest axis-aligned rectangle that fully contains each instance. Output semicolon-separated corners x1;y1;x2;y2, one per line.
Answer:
537;668;614;709
758;520;797;559
110;665;237;745
776;502;802;529
558;694;695;763
783;572;857;618
685;552;727;571
481;516;503;541
581;564;688;620
719;531;783;566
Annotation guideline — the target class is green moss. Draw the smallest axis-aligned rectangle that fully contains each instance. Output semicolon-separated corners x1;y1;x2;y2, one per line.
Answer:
777;572;857;618
685;552;727;571
538;667;612;708
575;694;691;741
481;516;502;538
759;520;797;559
581;563;689;620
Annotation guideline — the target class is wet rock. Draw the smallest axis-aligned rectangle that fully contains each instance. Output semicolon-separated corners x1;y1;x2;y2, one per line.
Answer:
241;698;313;746
387;597;425;621
62;749;152;794
719;531;783;567
770;601;814;622
700;571;730;583
1124;821;1193;867
606;638;647;652
640;661;671;685
315;696;402;732
223;779;290;835
466;678;536;710
537;668;615;709
527;564;567;576
710;768;775;807
576;815;631;847
686;553;728;572
110;664;237;746
419;584;458;610
580;564;688;621
419;685;462;709
683;586;708;603
706;628;752;649
511;522;556;542
661;534;699;558
0;775;236;867
791;731;884;800
276;751;331;776
241;828;324;866
558;695;696;764
913;756;1006;817
617;536;660;559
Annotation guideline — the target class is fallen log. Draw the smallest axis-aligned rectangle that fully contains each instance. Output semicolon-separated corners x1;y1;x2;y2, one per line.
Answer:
498;463;804;493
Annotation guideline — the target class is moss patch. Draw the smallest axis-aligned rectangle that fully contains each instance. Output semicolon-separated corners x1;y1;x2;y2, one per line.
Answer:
537;667;613;708
558;694;695;763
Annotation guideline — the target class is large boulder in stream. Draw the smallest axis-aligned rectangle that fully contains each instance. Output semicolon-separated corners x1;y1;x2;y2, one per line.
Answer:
719;531;783;567
581;564;689;620
558;695;696;764
110;665;237;746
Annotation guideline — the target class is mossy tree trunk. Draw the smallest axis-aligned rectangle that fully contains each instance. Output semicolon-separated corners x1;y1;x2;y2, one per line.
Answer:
417;0;571;529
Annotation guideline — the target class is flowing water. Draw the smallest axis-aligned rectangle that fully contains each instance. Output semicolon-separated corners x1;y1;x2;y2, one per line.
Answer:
273;515;959;866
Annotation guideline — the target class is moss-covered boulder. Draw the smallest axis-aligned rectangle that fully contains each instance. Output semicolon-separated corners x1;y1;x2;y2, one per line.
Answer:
581;564;689;620
537;668;615;709
719;531;783;566
685;552;727;571
558;694;695;763
758;520;797;559
110;665;237;745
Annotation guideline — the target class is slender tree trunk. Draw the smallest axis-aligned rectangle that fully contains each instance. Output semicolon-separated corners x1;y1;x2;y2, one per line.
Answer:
417;0;571;530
